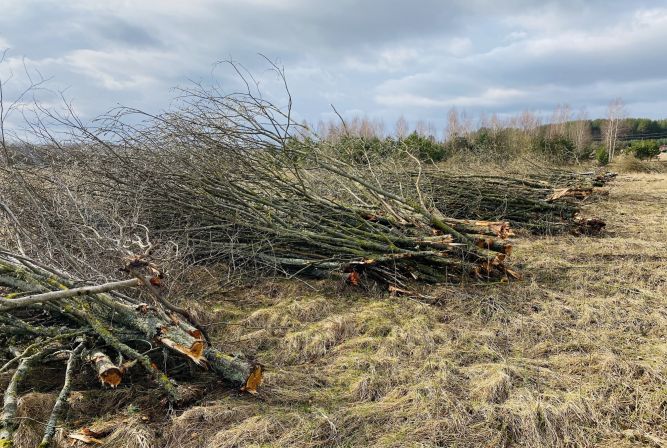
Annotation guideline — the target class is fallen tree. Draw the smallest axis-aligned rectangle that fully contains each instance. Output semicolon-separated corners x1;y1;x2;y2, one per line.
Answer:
0;251;261;447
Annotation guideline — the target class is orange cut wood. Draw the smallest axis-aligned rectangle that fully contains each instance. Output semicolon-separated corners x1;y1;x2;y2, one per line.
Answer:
158;336;206;366
241;365;264;394
90;351;123;388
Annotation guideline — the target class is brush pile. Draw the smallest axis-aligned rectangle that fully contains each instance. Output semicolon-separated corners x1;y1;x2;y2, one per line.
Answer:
42;68;519;288
0;251;261;447
85;146;517;286
423;170;614;234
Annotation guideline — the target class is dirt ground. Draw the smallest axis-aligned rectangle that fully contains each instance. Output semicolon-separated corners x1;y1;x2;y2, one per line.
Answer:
11;173;667;447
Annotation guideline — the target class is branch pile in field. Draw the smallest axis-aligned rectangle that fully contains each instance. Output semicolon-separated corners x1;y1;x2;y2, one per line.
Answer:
422;171;611;235
93;152;517;285
0;251;261;447
527;170;617;188
54;68;519;286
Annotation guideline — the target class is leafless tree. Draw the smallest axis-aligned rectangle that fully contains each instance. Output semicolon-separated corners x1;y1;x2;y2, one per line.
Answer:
571;107;591;159
603;98;627;162
548;104;572;138
517;110;541;133
446;107;462;141
395;115;409;138
414;119;429;137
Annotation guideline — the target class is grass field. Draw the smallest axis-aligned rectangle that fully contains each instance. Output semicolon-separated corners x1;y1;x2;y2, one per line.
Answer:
10;173;667;447
149;172;665;447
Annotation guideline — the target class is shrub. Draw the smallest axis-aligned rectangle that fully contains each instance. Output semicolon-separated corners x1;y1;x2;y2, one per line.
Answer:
532;134;577;163
627;140;660;160
402;132;447;162
472;128;513;155
444;135;474;155
595;145;609;165
342;136;392;164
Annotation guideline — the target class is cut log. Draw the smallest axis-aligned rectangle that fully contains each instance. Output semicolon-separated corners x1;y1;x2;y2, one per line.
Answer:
90;351;123;388
205;348;263;393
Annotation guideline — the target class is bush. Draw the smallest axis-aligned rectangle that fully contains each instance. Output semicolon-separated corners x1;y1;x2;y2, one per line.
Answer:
341;136;398;164
627;140;660;160
444;135;474;155
472;128;513;156
532;134;577;163
402;132;447;162
595;145;609;165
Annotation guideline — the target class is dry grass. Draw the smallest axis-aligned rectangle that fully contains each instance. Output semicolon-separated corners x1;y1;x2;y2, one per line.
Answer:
154;173;667;447
12;392;57;448
5;173;667;447
613;155;667;174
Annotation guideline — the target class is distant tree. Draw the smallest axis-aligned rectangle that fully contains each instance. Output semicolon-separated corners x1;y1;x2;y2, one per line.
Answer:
395;115;409;139
446;107;461;140
459;110;474;136
517;110;541;133
634;118;657;134
357;117;375;139
326;120;344;141
603;98;627;162
570;108;592;161
549;103;572;138
595;145;609;165
426;121;438;139
316;120;327;138
414;119;430;137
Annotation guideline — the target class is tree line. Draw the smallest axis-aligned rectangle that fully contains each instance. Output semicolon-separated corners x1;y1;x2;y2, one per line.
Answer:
302;99;666;165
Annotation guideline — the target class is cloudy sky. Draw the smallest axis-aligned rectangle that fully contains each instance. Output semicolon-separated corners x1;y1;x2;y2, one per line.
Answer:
1;0;666;134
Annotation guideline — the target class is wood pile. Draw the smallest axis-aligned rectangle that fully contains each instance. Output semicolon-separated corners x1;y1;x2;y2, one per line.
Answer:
61;77;520;287
422;171;615;235
98;155;519;286
0;251;261;447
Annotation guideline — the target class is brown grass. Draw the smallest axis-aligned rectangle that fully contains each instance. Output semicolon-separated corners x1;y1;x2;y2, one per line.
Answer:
613;155;667;174
154;172;666;447
13;392;57;448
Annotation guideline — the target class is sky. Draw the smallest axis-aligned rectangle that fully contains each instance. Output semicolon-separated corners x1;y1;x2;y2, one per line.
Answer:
1;0;666;135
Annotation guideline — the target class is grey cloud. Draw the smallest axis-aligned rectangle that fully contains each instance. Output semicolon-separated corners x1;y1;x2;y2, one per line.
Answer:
0;0;666;132
93;17;163;48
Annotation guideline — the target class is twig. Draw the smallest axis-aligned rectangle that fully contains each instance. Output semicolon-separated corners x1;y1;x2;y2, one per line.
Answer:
39;341;85;447
0;278;141;311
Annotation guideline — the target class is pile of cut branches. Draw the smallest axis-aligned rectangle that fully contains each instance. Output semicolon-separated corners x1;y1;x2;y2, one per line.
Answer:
0;251;261;447
527;169;617;188
36;63;519;287
0;59;618;292
422;170;612;235
84;146;517;285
